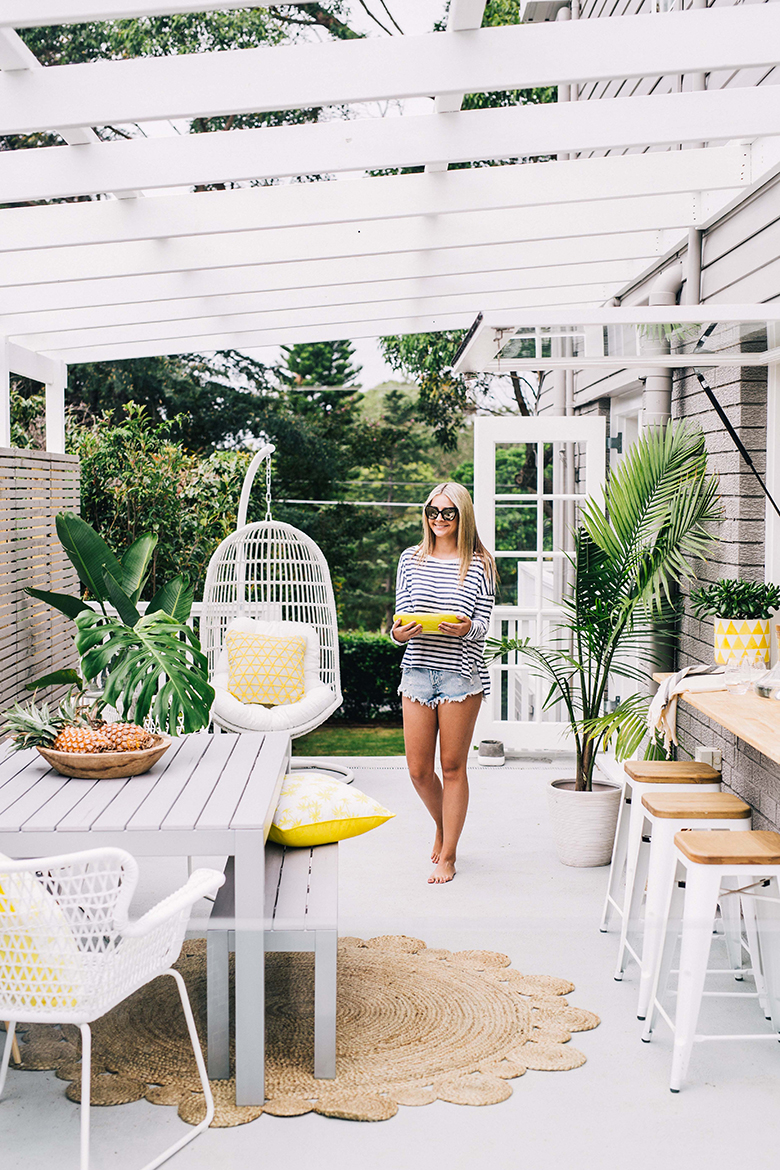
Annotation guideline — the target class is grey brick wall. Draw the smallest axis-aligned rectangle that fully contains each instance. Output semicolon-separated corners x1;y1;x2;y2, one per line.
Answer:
671;358;780;827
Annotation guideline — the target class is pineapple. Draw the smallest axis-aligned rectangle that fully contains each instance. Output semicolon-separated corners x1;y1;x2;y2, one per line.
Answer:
100;722;154;752
51;723;112;753
2;696;151;755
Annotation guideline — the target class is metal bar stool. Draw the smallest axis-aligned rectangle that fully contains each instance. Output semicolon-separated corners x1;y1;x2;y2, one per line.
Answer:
600;762;721;976
631;792;752;1020
642;830;780;1092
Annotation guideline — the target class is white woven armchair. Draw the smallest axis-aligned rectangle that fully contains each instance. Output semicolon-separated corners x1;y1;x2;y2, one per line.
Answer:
0;848;224;1170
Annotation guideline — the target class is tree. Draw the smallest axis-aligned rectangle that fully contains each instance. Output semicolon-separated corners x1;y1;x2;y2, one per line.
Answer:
279;340;363;418
65;351;279;453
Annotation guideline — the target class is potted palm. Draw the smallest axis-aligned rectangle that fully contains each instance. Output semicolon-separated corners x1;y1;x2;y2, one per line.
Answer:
3;513;214;771
487;421;722;867
691;578;780;667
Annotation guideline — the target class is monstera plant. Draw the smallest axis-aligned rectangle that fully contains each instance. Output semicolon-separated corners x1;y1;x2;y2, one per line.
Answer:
26;512;214;735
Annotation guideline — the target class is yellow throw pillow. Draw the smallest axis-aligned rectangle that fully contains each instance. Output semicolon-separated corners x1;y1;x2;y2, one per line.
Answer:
269;773;395;847
0;854;81;1011
227;630;307;705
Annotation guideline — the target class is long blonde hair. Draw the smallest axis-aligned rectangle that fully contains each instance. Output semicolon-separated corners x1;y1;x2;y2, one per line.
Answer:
415;482;496;586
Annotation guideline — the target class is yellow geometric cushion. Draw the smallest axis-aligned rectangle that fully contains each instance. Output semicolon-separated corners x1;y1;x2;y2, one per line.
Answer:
0;853;81;1011
227;631;307;706
269;773;395;847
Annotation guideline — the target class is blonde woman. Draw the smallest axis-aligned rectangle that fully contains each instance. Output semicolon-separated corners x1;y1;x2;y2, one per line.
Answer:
391;483;496;884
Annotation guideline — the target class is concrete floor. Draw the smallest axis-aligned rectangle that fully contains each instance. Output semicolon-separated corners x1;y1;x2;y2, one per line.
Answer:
3;755;780;1170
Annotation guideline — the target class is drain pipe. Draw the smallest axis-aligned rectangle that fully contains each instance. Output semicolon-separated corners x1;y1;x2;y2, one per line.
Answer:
641;262;684;430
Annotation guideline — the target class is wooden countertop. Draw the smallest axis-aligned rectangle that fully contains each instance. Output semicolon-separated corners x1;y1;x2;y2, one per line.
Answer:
653;673;780;765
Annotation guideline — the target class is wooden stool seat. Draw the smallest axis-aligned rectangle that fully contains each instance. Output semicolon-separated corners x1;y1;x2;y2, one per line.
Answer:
674;829;780;865
641;793;750;820
624;761;721;783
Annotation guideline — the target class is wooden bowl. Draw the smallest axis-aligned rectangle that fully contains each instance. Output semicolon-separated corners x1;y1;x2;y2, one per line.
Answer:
37;735;172;779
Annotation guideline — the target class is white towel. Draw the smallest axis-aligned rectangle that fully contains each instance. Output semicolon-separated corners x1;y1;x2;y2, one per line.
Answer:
647;665;726;751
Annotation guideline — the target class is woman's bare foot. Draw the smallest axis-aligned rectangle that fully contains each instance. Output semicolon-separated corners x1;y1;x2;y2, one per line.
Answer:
428;859;456;884
431;829;444;863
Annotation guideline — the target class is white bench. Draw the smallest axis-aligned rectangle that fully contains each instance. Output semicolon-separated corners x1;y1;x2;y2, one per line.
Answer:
206;840;338;1081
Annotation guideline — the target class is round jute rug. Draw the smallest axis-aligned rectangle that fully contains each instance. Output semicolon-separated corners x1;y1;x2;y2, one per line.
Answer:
10;936;599;1125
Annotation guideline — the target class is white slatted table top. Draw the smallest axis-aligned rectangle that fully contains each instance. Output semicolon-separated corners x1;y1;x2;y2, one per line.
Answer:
0;731;290;848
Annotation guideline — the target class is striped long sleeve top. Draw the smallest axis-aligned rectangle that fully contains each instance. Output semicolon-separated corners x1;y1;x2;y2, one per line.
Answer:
391;547;495;694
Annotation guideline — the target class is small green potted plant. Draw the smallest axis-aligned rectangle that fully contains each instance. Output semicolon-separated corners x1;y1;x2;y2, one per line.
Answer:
690;578;780;667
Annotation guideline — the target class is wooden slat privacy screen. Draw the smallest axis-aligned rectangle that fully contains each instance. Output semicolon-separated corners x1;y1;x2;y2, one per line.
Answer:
0;448;80;710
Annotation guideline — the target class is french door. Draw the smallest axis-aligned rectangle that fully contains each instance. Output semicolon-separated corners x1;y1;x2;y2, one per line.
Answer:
473;415;606;750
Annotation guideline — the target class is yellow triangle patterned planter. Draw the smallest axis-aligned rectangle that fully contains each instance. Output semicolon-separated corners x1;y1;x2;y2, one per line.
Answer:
713;616;770;666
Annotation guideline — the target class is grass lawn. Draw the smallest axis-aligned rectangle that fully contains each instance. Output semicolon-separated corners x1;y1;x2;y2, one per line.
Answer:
292;722;405;756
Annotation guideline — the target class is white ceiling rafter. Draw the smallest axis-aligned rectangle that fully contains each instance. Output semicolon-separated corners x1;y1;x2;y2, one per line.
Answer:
0;231;671;319
31;301;609;365
0;28;140;199
2;6;779;136
0;261;652;339
0;93;768;204
0;197;707;290
426;0;487;174
0;146;752;255
0;0;285;24
15;283;625;356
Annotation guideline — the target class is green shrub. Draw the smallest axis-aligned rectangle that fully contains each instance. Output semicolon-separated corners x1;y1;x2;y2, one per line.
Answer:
337;632;405;722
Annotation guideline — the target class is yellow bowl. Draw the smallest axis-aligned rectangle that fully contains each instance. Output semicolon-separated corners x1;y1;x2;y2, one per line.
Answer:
394;612;460;633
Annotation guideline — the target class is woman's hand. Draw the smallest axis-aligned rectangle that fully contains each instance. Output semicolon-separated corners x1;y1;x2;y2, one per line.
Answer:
438;615;472;637
392;617;423;643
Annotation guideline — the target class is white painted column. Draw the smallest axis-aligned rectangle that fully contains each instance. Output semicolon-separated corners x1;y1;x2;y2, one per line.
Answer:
45;361;67;454
0;336;10;448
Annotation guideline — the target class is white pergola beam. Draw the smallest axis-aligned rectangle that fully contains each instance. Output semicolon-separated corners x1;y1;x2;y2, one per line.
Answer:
0;148;748;255
0;28;140;196
0;196;702;289
1;1;277;24
427;0;487;173
0;91;768;204
0;230;670;318
34;296;608;364
5;341;63;384
2;259;644;339
2;7;779;136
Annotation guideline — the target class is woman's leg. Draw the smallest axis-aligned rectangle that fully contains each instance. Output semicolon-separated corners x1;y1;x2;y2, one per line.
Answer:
431;692;483;884
402;696;444;860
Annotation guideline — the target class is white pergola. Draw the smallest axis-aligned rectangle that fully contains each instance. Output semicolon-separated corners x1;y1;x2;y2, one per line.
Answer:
2;0;780;450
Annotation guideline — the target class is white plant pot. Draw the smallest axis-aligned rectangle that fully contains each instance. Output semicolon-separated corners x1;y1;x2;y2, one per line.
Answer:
547;775;622;868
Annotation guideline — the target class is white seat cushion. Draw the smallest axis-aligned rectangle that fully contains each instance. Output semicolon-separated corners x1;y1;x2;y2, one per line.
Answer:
211;617;335;731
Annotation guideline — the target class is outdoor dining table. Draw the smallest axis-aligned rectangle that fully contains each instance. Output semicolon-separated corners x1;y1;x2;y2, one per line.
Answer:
0;729;290;1105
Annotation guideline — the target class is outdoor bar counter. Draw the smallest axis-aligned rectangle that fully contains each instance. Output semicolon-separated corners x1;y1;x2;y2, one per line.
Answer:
653;673;780;766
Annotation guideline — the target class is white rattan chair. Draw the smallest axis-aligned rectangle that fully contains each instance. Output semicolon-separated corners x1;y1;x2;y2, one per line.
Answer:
201;521;343;737
0;848;224;1170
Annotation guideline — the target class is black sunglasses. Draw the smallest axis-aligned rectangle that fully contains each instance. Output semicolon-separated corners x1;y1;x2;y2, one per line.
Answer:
425;505;458;522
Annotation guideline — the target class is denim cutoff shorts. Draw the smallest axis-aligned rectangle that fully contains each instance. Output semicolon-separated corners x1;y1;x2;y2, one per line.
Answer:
398;666;483;708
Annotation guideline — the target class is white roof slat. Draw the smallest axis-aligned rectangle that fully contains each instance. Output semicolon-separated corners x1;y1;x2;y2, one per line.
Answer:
1;6;778;137
0;197;702;290
0;230;672;318
0;90;765;204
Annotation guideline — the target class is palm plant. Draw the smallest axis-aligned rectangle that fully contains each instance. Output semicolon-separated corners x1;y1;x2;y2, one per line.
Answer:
486;421;722;791
25;512;213;735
